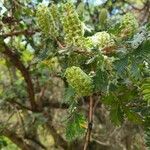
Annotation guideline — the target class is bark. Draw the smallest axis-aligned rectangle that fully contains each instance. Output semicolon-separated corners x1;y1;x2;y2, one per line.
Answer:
2;42;37;111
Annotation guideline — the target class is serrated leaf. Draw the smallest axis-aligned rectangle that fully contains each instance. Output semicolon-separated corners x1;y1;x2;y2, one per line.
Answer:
141;78;150;102
93;69;108;92
64;86;76;103
114;56;128;76
124;108;143;124
102;93;117;105
129;61;141;80
65;113;86;141
110;103;124;126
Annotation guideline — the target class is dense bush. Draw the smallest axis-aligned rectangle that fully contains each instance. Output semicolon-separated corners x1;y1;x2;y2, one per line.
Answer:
0;0;150;149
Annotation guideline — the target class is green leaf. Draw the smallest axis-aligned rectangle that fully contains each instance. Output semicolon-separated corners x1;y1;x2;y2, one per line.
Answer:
65;113;86;141
129;61;141;80
114;56;128;77
102;93;117;105
64;86;77;113
124;108;143;124
108;22;121;35
141;78;150;102
133;40;150;60
93;69;108;93
110;103;124;126
64;86;76;104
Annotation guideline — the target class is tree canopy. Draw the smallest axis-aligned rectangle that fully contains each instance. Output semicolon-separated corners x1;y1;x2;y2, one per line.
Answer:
0;0;150;149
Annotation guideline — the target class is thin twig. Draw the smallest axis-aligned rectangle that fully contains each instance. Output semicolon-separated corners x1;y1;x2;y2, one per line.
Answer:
83;95;93;150
73;48;93;56
56;39;65;49
2;42;37;110
56;39;93;56
1;29;39;38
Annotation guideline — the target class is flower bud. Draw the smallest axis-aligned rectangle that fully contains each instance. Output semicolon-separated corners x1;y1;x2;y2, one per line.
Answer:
65;66;93;96
99;8;108;29
92;31;115;49
61;2;83;46
119;13;138;39
36;4;58;38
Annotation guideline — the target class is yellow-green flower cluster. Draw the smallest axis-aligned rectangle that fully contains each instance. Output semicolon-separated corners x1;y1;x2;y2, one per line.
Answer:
65;66;93;96
61;2;84;46
49;4;60;23
42;57;59;70
99;8;108;28
74;37;94;50
82;37;95;50
119;13;138;39
36;4;58;38
92;31;115;49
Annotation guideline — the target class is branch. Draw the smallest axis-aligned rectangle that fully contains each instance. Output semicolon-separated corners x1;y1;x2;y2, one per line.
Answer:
9;100;34;111
8;99;69;112
42;101;69;109
1;42;37;110
1;29;39;38
91;138;110;147
84;95;94;150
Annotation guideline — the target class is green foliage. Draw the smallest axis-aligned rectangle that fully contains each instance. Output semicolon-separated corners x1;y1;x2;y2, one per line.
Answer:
124;108;143;124
1;0;150;148
102;92;124;126
0;136;19;150
141;78;150;103
102;84;143;126
64;86;76;104
93;69;109;93
114;56;128;77
99;8;108;29
110;103;124;126
0;137;7;149
66;113;87;141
